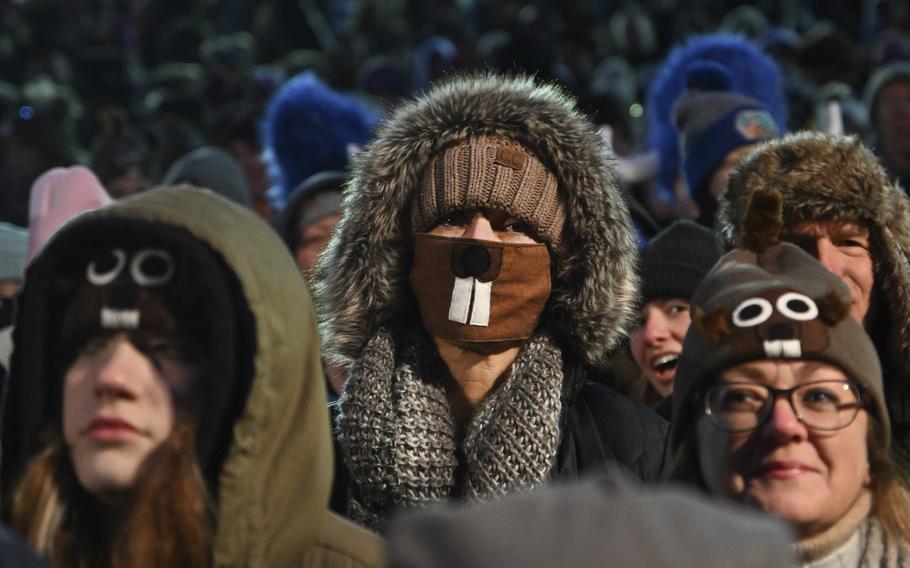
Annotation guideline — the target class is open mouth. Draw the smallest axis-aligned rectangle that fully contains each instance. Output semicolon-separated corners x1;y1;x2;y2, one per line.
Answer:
651;354;679;378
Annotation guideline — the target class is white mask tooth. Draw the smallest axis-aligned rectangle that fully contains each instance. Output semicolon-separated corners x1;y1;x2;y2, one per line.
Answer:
448;277;474;324
469;280;491;327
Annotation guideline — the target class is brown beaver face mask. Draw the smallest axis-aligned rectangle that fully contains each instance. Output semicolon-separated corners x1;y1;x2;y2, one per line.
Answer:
409;233;551;344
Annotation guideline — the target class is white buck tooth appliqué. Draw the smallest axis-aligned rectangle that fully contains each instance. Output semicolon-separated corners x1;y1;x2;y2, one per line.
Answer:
100;307;141;330
763;339;802;358
448;277;491;327
469;280;491;326
448;277;474;324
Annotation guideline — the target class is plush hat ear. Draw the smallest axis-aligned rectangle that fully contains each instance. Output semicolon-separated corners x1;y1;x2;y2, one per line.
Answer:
739;187;783;253
694;306;731;342
815;289;852;325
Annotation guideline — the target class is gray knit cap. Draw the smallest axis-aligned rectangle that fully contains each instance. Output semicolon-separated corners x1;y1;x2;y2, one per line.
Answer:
864;61;910;125
0;223;27;281
162;146;252;207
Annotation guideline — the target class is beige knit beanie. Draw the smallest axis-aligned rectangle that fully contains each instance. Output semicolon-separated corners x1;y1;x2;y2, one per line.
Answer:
411;136;565;245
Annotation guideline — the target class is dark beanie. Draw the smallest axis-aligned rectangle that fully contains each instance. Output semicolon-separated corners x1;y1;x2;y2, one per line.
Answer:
640;220;720;305
674;61;781;195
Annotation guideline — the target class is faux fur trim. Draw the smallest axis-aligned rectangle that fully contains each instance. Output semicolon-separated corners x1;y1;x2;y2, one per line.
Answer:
312;73;639;366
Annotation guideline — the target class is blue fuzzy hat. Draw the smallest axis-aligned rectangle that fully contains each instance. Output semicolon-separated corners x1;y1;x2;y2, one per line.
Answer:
261;72;378;211
674;62;780;196
646;34;787;205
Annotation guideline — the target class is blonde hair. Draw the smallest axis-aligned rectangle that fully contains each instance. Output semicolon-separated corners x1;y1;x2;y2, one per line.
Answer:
11;421;212;568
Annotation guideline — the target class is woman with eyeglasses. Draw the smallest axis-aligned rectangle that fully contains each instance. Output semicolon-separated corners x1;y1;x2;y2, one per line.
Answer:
668;190;910;566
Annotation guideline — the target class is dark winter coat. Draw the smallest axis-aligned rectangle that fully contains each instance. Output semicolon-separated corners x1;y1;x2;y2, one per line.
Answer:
556;364;668;481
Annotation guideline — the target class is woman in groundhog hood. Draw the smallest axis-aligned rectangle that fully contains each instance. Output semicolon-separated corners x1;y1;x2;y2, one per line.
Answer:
313;73;669;531
1;187;383;567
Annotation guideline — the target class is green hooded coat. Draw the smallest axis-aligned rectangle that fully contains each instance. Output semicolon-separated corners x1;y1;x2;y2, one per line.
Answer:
2;187;384;567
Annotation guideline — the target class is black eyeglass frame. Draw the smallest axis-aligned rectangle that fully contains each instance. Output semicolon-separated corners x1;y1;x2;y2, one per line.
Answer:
703;380;867;433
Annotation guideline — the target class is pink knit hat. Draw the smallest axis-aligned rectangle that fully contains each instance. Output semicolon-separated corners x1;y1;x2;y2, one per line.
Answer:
27;166;113;264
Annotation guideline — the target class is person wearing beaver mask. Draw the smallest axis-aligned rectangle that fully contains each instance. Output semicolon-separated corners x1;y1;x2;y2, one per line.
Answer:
313;73;669;531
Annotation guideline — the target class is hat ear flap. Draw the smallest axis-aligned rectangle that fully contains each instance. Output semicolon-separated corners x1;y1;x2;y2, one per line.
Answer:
694;306;731;342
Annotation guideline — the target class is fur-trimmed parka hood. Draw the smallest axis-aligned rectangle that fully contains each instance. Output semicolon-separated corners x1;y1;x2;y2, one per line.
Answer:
313;73;639;367
715;131;910;448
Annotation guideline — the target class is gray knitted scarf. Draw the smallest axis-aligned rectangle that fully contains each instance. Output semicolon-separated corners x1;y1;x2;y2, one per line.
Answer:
338;328;565;531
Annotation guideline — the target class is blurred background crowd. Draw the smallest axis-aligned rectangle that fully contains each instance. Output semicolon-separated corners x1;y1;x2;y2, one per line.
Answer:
1;3;910;566
0;0;908;232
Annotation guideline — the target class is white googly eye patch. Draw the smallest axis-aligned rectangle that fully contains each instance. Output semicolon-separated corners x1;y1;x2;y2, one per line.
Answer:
732;297;773;327
776;292;818;321
87;248;127;286
130;249;175;287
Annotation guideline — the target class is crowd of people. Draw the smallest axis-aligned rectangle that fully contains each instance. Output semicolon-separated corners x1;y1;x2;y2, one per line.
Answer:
1;0;910;567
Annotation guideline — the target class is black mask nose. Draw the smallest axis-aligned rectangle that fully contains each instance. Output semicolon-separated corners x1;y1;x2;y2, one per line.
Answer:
767;322;795;340
461;246;491;277
451;240;503;281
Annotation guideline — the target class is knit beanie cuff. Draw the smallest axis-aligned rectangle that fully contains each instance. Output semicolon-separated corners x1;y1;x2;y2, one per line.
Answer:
641;263;709;305
683;106;779;195
411;136;565;244
299;190;343;233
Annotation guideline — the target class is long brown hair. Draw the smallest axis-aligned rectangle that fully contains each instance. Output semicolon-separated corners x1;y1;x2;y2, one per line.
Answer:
11;421;212;568
867;420;910;542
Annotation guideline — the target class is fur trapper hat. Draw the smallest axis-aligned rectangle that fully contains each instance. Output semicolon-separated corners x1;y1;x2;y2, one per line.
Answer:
715;131;910;448
313;73;639;366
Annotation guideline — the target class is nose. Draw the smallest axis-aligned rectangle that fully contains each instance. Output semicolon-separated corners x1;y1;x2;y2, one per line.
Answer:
462;212;497;242
761;397;807;443
641;311;670;345
93;337;140;401
815;238;845;277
